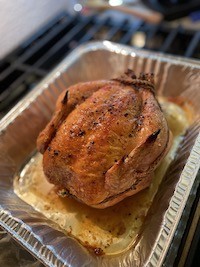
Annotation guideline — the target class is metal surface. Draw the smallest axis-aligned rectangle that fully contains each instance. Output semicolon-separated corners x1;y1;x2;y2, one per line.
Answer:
0;227;43;267
0;41;200;267
1;12;200;116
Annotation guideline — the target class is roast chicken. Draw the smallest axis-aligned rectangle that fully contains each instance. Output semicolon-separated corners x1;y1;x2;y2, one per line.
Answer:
37;70;171;208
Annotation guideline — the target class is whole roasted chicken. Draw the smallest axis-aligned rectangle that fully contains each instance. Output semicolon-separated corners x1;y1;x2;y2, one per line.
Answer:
37;70;171;208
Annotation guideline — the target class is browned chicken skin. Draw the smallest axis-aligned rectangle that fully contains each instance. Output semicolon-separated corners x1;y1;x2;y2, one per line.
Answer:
37;70;171;208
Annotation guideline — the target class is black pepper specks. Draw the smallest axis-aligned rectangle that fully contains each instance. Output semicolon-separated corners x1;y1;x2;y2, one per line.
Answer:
78;130;86;137
94;247;104;256
54;150;60;156
87;141;95;152
58;188;70;197
69;130;74;137
137;119;142;126
70;128;86;137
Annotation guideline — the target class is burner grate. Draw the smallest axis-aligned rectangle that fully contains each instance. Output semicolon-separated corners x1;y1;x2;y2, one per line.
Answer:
0;11;200;115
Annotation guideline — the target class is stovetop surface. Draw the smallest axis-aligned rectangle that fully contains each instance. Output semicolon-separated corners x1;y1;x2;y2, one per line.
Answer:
1;11;200;116
0;10;199;267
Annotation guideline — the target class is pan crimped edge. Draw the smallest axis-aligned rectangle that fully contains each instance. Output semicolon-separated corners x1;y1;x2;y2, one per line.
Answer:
0;41;200;267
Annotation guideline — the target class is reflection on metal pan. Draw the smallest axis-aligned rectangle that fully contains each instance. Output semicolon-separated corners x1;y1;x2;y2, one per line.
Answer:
0;41;200;267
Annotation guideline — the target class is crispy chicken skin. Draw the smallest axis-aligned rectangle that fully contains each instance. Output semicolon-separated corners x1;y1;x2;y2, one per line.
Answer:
37;70;171;208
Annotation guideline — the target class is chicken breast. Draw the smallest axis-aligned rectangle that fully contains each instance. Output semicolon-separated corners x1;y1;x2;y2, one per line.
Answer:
37;70;171;208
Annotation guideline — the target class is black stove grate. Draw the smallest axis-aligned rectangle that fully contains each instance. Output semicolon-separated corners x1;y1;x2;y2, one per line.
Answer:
0;11;200;115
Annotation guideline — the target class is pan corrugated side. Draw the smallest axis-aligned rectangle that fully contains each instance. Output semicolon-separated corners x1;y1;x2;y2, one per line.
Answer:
0;41;200;267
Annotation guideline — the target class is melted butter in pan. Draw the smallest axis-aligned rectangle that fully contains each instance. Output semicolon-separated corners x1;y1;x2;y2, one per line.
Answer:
14;98;191;255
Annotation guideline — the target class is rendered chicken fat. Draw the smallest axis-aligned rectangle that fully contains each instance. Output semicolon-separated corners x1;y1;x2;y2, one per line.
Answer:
37;70;171;208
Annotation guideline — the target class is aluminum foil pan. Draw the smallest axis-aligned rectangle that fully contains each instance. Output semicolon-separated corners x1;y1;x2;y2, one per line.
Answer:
0;41;200;267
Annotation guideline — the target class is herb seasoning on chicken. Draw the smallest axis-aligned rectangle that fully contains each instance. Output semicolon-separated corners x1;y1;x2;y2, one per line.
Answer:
37;70;171;208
